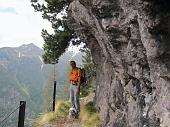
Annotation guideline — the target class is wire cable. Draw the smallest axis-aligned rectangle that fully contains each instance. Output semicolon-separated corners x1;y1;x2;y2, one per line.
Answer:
0;82;58;126
0;91;43;126
0;102;24;126
1;109;19;127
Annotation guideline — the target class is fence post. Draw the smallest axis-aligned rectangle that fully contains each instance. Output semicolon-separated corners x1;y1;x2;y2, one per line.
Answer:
53;81;56;112
18;101;26;127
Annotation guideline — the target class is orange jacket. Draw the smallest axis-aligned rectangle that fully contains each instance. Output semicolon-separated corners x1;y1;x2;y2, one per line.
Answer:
70;67;81;83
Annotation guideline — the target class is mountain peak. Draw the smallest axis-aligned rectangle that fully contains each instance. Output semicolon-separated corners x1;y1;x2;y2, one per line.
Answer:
20;43;39;48
15;43;43;57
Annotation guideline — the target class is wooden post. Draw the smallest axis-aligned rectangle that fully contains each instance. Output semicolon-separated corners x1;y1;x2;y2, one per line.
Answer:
53;81;56;112
18;101;26;127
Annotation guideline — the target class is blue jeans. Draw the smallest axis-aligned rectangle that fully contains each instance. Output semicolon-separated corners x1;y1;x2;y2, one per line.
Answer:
70;84;80;113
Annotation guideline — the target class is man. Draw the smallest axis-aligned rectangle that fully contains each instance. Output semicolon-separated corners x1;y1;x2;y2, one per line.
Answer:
69;60;81;115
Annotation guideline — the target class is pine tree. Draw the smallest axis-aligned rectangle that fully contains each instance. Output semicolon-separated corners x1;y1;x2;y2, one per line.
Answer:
31;0;81;64
80;49;96;97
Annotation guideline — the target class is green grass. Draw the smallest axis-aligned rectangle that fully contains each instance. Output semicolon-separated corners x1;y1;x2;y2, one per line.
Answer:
33;98;100;127
33;100;70;127
80;101;100;127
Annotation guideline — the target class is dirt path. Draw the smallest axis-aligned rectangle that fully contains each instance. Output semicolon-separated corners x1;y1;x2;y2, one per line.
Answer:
64;123;81;127
43;94;95;127
43;118;81;127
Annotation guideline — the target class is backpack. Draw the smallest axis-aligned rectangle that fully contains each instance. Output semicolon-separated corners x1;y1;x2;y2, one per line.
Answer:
75;67;86;85
79;68;87;85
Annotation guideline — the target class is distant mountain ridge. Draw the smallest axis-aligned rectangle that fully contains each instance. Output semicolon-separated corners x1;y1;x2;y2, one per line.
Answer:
15;43;43;57
0;43;43;68
0;43;83;127
0;43;50;127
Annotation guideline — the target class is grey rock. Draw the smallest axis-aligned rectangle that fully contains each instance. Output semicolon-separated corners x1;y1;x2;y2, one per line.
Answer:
68;0;170;126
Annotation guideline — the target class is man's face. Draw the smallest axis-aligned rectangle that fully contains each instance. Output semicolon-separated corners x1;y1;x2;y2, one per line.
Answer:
70;62;76;68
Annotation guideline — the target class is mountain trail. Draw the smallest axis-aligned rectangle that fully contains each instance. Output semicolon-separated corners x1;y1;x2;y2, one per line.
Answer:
43;94;95;127
42;115;81;127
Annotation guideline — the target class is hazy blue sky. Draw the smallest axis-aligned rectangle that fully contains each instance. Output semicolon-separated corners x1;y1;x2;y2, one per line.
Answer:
0;0;53;48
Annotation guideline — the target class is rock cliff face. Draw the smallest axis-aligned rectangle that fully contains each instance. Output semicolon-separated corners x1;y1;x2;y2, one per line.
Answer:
68;0;170;127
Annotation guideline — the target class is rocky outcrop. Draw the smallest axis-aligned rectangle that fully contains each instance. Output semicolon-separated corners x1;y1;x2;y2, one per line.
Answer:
68;0;170;127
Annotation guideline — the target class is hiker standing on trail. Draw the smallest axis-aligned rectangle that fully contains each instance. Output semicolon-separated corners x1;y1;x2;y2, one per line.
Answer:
70;60;81;114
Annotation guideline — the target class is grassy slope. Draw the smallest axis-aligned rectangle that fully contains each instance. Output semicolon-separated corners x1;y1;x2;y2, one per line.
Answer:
33;93;101;127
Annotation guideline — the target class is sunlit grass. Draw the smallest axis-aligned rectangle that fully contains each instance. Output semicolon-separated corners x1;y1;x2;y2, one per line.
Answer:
33;100;70;127
33;97;100;127
55;100;70;118
80;101;100;127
